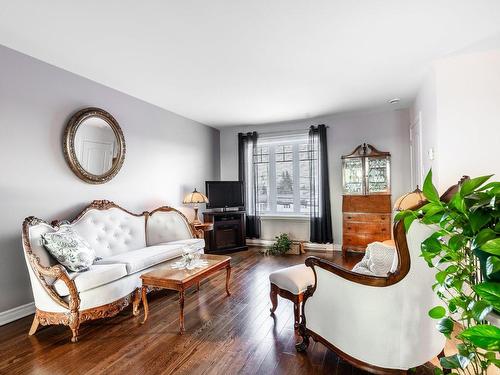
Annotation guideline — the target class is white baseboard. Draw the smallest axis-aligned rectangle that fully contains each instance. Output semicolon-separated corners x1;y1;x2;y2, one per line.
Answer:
0;302;35;326
247;238;341;252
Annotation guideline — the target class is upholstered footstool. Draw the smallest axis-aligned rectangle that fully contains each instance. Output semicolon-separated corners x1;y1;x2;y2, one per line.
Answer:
269;264;315;329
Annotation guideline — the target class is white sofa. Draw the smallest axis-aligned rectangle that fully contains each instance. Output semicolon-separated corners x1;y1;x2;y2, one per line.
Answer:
22;200;204;342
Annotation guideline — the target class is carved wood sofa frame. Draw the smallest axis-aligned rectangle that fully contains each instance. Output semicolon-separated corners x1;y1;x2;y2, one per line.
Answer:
295;178;467;374
22;200;202;343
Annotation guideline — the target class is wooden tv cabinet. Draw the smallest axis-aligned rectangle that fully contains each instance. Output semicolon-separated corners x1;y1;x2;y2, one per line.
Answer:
202;211;247;254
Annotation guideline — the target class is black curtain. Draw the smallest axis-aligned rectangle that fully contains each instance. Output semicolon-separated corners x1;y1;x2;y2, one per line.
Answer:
238;132;261;238
309;125;333;243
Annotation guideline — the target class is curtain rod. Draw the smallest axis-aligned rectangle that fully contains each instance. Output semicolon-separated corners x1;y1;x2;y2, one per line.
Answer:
257;125;329;137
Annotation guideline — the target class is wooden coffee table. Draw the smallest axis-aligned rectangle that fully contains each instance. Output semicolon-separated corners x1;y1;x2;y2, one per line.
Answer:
140;254;231;334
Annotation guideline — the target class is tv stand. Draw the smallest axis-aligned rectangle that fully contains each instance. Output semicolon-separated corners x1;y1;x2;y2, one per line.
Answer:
203;211;247;254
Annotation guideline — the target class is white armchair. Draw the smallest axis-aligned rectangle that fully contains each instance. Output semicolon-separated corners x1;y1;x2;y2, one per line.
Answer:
294;180;464;374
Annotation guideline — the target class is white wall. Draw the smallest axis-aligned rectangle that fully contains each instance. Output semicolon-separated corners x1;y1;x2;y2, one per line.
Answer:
412;41;500;191
220;109;412;244
0;45;220;313
411;69;439;187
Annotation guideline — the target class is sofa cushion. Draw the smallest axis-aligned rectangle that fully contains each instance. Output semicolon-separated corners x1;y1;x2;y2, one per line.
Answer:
269;264;315;294
366;242;397;276
351;258;374;275
146;210;193;246
42;227;97;272
351;241;397;276
53;263;127;296
95;244;185;274
70;207;147;258
163;238;205;251
27;221;58;269
64;272;141;310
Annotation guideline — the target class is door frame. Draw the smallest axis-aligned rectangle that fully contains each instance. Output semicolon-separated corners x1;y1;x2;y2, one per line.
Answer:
409;112;423;188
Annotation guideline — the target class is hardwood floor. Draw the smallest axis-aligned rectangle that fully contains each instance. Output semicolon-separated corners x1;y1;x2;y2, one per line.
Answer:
0;249;436;375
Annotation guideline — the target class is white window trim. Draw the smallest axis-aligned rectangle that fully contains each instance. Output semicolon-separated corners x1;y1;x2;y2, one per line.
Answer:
260;214;310;221
255;134;311;218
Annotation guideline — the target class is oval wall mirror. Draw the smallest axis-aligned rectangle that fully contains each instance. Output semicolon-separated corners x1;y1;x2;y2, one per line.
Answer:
63;107;125;184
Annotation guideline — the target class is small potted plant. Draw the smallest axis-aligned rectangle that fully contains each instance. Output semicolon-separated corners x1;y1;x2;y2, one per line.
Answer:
262;233;293;256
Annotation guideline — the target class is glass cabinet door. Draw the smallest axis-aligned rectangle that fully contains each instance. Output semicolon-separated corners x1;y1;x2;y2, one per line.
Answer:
342;157;364;194
366;156;390;194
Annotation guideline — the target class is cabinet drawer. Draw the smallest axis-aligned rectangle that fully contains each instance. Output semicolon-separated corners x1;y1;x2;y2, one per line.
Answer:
343;222;389;235
343;233;390;247
343;213;390;223
343;195;391;213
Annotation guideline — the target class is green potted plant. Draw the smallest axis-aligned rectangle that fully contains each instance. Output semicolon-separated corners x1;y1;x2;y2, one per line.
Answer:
396;171;500;374
262;233;293;256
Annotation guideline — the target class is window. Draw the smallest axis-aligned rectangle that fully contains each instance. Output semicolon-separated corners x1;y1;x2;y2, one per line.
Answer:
253;135;316;216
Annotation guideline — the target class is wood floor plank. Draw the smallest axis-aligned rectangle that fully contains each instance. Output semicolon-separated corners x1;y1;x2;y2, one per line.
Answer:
0;248;433;375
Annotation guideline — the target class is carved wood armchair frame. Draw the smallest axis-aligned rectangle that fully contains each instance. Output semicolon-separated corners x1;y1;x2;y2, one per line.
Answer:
295;178;467;374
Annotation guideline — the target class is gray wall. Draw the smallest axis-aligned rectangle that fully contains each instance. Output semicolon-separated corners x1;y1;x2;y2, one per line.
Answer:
220;109;411;244
0;45;220;313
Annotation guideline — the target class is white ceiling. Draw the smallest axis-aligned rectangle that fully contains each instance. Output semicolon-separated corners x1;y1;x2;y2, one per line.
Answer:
1;1;500;127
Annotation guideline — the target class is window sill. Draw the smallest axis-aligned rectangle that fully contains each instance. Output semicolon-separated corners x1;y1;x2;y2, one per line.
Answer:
260;215;310;221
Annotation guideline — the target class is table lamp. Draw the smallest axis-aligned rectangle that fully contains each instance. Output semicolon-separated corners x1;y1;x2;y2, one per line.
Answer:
183;188;209;225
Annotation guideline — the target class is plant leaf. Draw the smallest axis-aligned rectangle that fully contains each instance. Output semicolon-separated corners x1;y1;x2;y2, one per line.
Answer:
469;210;491;233
422;235;442;254
394;209;412;222
473;282;500;311
482;238;500;256
471;300;493;322
458;325;500;351
423;170;440;203
450;193;466;214
484;351;500;367
424;204;444;218
486;256;500;277
439;354;461;369
404;214;417;232
429;306;446;319
435;271;447;284
473;228;497;248
478;181;500;192
436;317;454;338
460;175;493;197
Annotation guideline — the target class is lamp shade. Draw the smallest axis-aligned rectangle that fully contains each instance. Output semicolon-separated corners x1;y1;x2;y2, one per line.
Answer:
394;186;425;211
183;189;209;204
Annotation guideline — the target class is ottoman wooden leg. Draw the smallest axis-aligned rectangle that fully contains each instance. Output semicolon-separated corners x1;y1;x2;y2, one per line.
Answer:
294;294;304;329
270;283;279;314
293;301;300;329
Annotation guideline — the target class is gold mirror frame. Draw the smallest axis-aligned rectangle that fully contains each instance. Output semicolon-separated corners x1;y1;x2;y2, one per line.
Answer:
63;107;126;184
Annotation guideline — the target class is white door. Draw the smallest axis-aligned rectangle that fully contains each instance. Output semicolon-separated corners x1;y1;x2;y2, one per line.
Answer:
409;113;423;188
81;140;114;175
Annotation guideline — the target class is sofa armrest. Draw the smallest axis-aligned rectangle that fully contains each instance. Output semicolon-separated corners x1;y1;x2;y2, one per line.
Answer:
305;256;389;287
190;224;204;239
28;254;80;311
304;220;411;291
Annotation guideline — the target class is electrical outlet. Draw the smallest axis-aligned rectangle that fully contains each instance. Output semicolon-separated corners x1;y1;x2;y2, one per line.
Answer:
428;148;434;161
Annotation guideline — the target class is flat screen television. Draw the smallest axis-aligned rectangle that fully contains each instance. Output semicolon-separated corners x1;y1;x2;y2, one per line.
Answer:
205;181;244;209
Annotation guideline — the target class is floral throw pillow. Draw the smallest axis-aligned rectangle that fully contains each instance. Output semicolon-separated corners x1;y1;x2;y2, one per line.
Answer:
42;227;96;272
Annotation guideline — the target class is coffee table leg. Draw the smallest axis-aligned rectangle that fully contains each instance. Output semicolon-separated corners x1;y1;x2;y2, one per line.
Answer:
141;286;149;324
179;290;185;335
132;289;141;316
225;265;231;296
